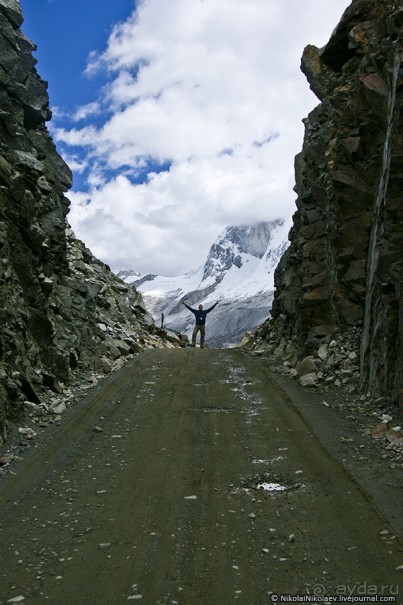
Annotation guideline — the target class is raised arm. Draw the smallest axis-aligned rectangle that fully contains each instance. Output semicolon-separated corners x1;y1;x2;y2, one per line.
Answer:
182;301;195;313
205;301;218;314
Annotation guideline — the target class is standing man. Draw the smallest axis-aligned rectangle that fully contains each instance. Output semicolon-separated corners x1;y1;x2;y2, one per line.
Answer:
181;300;218;348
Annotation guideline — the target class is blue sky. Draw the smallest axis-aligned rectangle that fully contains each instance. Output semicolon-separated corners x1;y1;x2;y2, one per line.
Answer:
20;0;138;191
20;0;135;108
19;0;351;275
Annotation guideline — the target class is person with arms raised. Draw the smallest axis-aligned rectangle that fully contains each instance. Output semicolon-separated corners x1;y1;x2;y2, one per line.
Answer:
181;300;218;348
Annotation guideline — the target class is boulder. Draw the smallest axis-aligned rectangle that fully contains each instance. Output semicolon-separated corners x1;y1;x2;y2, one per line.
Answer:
299;373;318;388
371;422;389;439
318;344;328;361
296;357;317;376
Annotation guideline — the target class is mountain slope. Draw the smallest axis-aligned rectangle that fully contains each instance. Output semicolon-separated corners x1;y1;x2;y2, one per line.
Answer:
118;219;290;346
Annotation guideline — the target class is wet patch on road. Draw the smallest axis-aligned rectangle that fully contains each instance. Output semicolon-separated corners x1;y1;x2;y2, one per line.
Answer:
198;406;236;414
238;472;305;494
252;456;286;465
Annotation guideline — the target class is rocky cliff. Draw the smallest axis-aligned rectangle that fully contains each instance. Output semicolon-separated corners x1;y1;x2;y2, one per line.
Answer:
0;0;169;447
250;0;402;399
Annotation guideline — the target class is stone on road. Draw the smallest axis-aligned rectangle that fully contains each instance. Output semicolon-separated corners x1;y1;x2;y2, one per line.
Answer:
0;349;401;604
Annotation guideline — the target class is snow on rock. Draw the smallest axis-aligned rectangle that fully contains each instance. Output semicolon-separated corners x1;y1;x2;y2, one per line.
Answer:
117;220;290;347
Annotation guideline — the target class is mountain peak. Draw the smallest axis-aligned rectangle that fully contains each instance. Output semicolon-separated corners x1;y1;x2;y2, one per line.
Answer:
202;219;285;284
223;220;284;258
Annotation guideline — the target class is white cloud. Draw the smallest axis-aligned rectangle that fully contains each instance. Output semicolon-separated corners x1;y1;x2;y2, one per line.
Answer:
69;140;297;275
72;102;101;122
61;154;88;174
59;0;351;275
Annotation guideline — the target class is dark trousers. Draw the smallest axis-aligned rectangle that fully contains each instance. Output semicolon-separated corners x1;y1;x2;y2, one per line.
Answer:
192;324;205;347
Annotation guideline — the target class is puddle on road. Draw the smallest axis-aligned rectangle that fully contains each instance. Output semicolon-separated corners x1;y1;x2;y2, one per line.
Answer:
238;473;304;495
257;482;287;492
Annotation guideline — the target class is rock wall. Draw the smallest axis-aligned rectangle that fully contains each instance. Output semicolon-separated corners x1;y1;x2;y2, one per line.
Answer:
0;0;169;447
250;0;402;399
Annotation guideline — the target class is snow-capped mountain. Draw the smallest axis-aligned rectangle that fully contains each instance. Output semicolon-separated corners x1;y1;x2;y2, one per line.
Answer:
117;219;290;347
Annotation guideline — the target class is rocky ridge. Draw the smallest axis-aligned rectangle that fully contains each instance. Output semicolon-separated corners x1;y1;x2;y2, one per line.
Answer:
0;0;172;448
246;0;402;403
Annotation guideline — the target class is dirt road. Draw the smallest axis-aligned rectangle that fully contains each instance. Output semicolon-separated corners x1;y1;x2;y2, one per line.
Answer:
0;349;401;604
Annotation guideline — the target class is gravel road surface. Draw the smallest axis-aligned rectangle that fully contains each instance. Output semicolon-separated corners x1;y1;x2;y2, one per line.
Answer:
0;349;401;604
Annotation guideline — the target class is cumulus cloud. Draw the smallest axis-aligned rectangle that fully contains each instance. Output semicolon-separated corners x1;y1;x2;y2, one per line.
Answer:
57;0;351;275
72;102;101;122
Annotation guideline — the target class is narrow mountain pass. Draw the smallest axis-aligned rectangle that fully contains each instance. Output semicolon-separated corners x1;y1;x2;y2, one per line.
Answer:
0;349;401;605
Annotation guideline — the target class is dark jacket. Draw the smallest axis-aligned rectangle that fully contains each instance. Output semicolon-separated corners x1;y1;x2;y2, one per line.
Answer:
183;302;218;325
